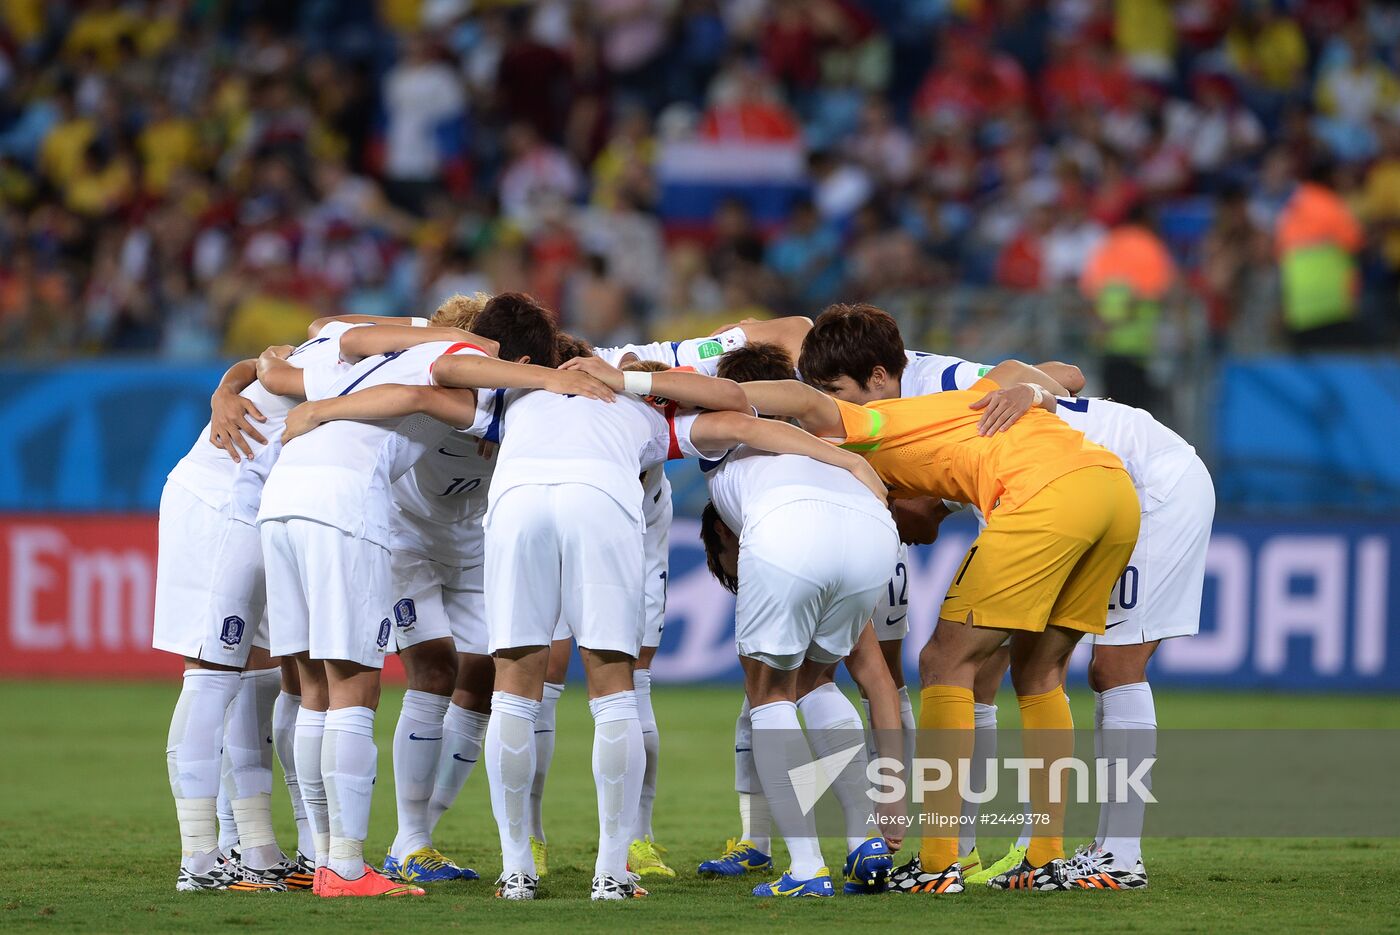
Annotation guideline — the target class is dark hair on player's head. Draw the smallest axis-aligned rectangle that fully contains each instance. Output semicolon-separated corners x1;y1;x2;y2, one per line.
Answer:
797;303;906;390
472;292;558;367
554;331;594;364
699;502;738;594
716;342;794;383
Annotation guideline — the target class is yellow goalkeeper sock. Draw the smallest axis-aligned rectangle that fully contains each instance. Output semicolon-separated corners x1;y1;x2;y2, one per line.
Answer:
917;685;974;872
1018;687;1074;868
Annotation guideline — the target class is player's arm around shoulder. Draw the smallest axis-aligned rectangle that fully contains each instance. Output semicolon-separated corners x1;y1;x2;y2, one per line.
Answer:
255;344;303;399
282;384;483;443
337;323;501;363
432;353;615;400
688;410;888;502
738;379;846;437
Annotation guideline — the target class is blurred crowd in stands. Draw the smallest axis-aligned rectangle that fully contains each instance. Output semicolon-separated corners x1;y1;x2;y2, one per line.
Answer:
1;0;1399;404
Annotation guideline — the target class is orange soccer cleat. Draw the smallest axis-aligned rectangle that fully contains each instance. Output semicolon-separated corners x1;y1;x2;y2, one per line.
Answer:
316;865;426;898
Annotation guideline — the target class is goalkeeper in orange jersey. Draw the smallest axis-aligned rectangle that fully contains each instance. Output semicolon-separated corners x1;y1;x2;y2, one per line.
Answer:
738;359;1140;893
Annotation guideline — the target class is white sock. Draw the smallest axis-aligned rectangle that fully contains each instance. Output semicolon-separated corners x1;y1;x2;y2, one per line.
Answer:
797;683;876;851
1093;689;1108;850
224;668;281;868
633;669;660;842
272;691;314;859
294;707;329;868
1099;682;1155;868
528;682;563;843
750;700;825;878
390;690;450;860
217;757;238;854
898;686;917;776
589;690;643;879
859;696;877;764
734;699;771;854
166;669;241;870
487;692;541;877
961;702;998;858
323;706;377;881
428;704;490;831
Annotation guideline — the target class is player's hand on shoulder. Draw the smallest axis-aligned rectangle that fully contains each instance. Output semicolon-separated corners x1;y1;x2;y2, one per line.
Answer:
281;401;323;444
209;386;267;462
546;366;616;401
969;382;1036;435
558;355;624;392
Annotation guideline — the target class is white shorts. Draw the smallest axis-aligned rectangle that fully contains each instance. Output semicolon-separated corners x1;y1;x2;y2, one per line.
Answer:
871;542;911;642
641;506;670;649
1088;463;1215;647
486;484;645;656
152;482;269;665
555;508;669;649
391;552;488;655
735;500;899;669
260;518;394;668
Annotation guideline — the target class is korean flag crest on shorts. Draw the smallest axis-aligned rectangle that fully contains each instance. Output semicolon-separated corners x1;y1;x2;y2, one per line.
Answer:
377;618;391;651
219;615;245;650
393;598;417;632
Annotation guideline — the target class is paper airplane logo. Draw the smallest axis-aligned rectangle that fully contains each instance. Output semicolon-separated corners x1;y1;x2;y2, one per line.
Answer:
787;743;864;815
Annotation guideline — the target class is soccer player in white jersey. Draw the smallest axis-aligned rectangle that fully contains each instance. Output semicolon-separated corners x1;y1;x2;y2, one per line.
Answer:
797;302;1214;890
685;343;900;898
155;314;472;892
374;294;515;887
254;308;532;899
523;319;814;880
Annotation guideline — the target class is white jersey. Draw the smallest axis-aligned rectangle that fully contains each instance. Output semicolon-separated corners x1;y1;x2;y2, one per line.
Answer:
1050;396;1198;510
257;340;487;547
599;326;748;376
166;321;361;525
900;350;992;396
702;445;893;537
901;348;1197;510
474;389;706;524
388;434;493;564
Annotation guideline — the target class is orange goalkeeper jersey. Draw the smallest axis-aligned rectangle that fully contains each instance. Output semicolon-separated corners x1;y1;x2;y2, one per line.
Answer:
832;379;1126;516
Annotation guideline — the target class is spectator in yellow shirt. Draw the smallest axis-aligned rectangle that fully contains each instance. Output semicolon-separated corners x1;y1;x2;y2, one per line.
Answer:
62;0;141;70
38;87;96;187
138;100;199;195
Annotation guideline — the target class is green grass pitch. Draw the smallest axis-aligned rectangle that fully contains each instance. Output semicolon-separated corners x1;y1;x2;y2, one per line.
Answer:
2;681;1398;933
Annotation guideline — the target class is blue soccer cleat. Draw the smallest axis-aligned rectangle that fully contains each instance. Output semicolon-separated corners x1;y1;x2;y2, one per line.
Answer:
842;836;894;894
384;847;479;883
752;867;835;898
698;838;773;877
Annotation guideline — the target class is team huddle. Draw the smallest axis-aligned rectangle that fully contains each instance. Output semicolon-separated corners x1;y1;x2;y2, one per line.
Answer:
156;295;1214;900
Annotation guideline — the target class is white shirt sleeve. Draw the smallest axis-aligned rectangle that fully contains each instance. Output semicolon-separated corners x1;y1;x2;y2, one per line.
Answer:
460;386;507;441
668;411;732;461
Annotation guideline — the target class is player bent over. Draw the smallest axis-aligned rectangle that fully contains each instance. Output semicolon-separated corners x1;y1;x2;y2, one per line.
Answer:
740;358;1139;894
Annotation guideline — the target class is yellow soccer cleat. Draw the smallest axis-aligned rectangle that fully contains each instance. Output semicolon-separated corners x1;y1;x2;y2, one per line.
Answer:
959;847;982;878
530;837;548;878
966;844;1026;886
629;837;676;878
